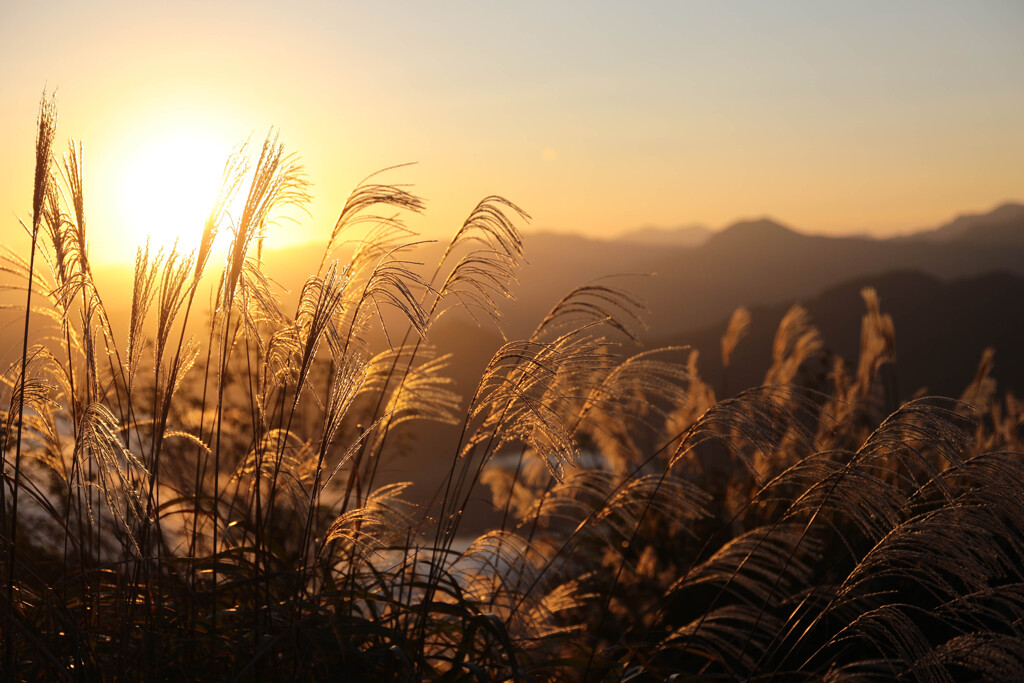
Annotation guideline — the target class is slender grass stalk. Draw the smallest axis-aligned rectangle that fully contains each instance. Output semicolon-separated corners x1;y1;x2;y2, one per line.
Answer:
4;93;56;679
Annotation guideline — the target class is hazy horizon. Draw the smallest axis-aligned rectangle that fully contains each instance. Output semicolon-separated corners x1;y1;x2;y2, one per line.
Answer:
59;197;1024;270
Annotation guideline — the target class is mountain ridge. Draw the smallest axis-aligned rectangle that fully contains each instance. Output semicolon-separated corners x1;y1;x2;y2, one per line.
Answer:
653;268;1024;401
539;201;1024;249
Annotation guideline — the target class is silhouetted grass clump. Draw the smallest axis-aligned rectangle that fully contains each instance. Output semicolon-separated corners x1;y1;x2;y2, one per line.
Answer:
3;96;1024;680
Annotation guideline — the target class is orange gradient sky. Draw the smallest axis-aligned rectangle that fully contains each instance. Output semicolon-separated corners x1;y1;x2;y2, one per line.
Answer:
2;1;1023;263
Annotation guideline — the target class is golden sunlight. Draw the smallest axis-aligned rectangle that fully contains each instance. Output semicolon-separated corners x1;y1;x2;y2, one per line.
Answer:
113;127;230;256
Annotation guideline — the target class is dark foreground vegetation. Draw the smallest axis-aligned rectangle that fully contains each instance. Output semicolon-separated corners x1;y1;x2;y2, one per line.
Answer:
3;97;1024;680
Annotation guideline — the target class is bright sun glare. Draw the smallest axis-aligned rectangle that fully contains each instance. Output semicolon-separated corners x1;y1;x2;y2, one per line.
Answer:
114;128;230;256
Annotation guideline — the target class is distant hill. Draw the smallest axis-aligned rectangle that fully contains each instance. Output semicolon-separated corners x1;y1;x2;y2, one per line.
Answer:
246;204;1024;401
903;202;1024;247
505;210;1024;342
653;270;1024;400
618;224;712;247
702;218;803;249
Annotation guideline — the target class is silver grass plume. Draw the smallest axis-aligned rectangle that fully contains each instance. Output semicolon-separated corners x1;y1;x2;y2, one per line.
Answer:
319;164;425;279
73;402;149;553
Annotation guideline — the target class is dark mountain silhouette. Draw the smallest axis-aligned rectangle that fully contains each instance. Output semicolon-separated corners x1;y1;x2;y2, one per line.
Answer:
239;203;1024;404
654;270;1024;401
5;203;1023;398
903;202;1024;246
504;209;1024;342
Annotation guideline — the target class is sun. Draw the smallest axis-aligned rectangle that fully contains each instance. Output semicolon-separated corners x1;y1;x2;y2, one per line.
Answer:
113;127;233;257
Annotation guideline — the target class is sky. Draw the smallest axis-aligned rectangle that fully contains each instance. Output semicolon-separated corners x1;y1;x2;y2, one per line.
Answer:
1;1;1023;263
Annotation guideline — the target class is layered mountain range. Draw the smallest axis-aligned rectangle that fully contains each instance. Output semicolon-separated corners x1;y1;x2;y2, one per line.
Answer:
5;202;1023;401
503;202;1024;340
490;203;1024;393
465;202;1024;403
